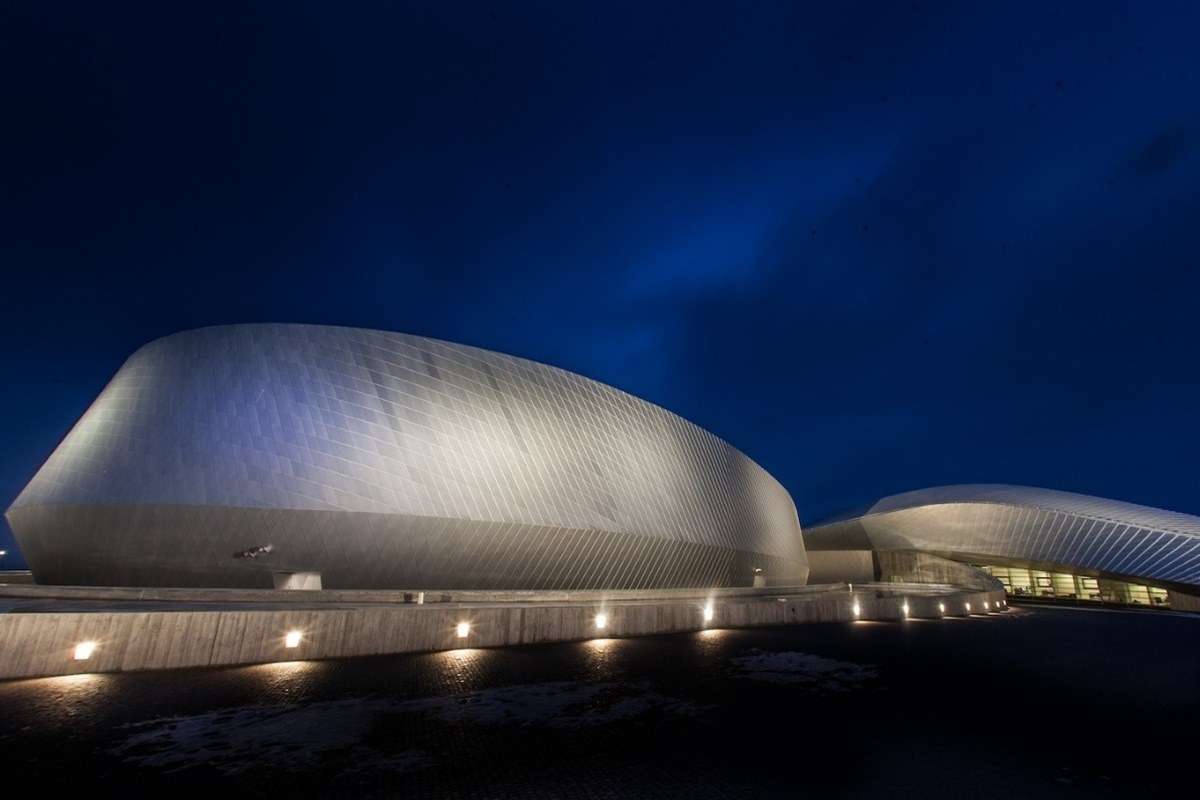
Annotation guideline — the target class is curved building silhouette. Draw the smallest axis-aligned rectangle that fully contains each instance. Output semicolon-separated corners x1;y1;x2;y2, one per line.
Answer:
805;484;1200;604
6;324;807;589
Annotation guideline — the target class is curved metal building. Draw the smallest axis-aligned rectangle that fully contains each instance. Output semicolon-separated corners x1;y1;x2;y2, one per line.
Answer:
6;324;807;589
804;484;1200;594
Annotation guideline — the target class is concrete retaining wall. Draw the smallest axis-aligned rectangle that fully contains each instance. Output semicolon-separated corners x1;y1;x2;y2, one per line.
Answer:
805;550;875;584
0;586;1006;681
877;551;1003;592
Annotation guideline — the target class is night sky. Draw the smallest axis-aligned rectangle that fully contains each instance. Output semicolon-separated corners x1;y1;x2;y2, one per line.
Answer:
3;2;1199;568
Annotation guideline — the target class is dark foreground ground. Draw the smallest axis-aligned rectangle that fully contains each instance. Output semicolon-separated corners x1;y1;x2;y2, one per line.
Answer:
0;606;1195;798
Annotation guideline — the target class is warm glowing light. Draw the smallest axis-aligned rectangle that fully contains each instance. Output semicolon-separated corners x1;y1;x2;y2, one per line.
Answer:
43;672;108;694
74;641;97;661
285;630;302;648
595;612;607;630
456;621;470;638
252;660;320;680
983;601;990;610
938;602;946;614
901;601;910;617
440;646;482;666
965;602;972;612
852;601;861;617
703;601;714;622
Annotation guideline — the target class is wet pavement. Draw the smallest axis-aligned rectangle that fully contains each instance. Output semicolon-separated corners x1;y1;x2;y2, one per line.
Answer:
0;605;1195;798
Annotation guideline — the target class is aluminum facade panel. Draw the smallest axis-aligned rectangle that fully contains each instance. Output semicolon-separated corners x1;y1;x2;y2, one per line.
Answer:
6;324;806;589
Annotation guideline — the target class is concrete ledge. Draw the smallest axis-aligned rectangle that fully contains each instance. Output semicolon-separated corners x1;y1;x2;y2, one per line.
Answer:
0;582;849;606
0;585;1007;681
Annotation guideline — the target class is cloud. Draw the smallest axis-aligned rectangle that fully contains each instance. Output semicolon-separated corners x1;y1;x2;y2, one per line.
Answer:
1130;126;1196;176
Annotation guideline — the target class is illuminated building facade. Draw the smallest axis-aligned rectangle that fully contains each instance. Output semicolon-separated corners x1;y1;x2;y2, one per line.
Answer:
804;484;1200;609
6;325;807;589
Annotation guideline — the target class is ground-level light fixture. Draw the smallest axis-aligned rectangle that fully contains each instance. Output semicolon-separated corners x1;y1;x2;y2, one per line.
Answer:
703;601;714;622
285;630;302;649
595;612;607;630
456;621;470;638
983;600;990;610
965;602;972;612
938;602;946;614
852;601;861;618
901;601;910;617
74;641;97;661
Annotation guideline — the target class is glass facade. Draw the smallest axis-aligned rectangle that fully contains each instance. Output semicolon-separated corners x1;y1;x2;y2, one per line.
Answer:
978;565;1170;607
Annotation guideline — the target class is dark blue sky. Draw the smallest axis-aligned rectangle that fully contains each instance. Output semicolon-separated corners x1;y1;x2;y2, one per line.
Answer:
3;2;1199;568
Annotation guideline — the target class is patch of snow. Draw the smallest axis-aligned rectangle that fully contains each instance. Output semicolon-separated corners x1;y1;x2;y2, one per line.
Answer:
729;650;878;689
107;681;700;774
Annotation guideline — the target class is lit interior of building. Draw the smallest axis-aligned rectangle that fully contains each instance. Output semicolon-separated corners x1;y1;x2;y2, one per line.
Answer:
977;565;1170;607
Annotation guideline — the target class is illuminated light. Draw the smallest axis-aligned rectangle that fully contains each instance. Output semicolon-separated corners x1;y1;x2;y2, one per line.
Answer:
456;621;470;638
74;641;97;661
965;602;972;612
703;601;715;622
252;660;319;679
441;646;482;665
852;601;861;618
901;601;910;617
983;601;990;610
285;630;302;649
46;672;107;693
595;612;608;630
938;602;946;614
